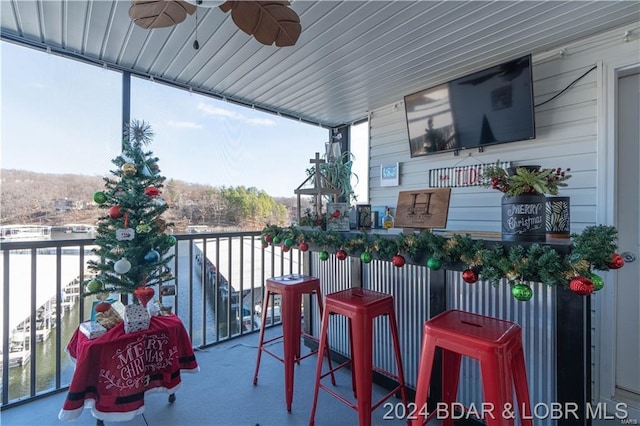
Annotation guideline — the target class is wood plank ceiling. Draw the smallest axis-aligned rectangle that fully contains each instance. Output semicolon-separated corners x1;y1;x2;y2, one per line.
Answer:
2;1;639;128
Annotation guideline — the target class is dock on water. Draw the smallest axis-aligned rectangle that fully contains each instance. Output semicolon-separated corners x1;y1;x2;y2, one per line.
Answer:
0;252;94;368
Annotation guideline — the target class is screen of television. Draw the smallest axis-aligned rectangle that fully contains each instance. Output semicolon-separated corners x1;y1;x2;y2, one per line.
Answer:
405;55;535;157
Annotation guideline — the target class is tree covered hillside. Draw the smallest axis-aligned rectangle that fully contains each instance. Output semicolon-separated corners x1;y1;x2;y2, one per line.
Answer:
1;169;298;231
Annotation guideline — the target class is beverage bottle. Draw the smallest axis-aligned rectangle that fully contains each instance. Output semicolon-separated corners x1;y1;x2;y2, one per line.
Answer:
382;207;394;229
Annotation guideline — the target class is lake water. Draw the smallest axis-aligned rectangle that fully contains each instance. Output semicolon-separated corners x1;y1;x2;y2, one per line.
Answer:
2;232;293;403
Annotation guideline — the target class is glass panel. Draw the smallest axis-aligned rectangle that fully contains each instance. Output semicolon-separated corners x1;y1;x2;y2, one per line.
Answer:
351;121;370;203
1;41;121;401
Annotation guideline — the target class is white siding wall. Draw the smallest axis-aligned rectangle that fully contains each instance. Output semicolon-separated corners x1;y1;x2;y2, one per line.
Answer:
368;22;640;235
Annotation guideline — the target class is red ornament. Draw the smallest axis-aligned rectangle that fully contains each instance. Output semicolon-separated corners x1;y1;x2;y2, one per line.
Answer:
569;276;595;296
392;254;406;268
607;253;625;269
336;249;348;260
282;244;290;252
332;209;341;218
261;242;268;249
94;301;111;313
108;205;123;218
264;234;272;244
144;186;160;197
298;242;309;252
134;286;155;307
462;269;479;284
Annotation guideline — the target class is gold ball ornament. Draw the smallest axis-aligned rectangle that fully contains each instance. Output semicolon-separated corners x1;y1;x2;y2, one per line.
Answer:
111;246;125;255
121;163;137;176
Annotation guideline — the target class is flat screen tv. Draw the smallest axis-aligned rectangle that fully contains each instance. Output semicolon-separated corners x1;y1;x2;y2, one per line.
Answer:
405;55;535;157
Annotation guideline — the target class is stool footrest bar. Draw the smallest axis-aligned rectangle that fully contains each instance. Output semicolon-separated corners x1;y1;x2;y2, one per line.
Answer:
261;347;285;363
261;335;284;346
318;383;357;410
323;359;351;378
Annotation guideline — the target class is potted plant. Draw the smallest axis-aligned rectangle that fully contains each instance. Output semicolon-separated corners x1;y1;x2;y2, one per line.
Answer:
483;164;571;242
484;165;571;196
295;147;358;231
307;150;358;205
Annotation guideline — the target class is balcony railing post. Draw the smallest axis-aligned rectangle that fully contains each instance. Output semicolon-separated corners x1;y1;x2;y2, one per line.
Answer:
55;247;62;389
1;230;276;408
201;237;208;346
29;248;37;397
301;250;313;335
2;250;11;406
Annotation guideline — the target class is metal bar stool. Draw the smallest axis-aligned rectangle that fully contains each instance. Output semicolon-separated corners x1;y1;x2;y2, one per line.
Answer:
252;274;333;411
412;309;532;426
309;288;407;426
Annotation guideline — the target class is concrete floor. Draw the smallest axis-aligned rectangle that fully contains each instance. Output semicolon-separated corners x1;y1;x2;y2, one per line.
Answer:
1;327;409;426
1;326;631;426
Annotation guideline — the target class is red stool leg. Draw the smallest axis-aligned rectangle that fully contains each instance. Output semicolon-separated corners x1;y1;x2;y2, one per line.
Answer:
441;349;462;426
480;354;514;426
293;293;302;362
412;334;436;426
512;348;532;425
351;313;373;426
387;309;408;407
500;350;516;425
252;290;271;385
281;290;299;412
314;290;336;385
309;306;331;426
348;318;357;397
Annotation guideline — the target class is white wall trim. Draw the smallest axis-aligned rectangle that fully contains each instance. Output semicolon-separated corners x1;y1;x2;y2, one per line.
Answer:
596;56;640;406
600;396;640;421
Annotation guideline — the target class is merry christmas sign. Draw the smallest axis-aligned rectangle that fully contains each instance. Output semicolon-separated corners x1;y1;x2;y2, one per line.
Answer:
60;315;198;422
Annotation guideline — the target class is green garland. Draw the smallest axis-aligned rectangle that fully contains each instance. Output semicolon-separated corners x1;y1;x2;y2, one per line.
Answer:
261;224;621;290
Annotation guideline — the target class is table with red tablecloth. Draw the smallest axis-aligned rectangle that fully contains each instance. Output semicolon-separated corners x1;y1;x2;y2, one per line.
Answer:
58;314;198;423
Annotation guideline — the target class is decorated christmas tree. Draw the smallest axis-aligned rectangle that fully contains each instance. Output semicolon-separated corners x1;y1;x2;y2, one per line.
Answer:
84;120;176;303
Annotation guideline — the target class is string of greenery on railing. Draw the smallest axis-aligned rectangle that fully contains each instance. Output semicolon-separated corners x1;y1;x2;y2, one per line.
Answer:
260;224;625;301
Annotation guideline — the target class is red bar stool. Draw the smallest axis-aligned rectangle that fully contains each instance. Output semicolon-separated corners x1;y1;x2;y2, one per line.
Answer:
253;274;333;412
309;288;407;426
412;310;532;426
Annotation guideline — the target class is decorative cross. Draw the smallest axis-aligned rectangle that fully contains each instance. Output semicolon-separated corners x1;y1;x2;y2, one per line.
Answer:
310;152;326;190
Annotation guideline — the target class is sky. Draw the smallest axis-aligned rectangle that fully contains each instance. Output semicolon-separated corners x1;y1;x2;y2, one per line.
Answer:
1;41;368;200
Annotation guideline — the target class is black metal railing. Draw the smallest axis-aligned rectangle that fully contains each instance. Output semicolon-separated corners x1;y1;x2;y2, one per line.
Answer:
0;231;303;408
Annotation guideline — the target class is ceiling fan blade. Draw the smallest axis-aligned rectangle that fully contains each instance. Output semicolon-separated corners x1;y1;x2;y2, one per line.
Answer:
220;1;301;47
129;1;197;29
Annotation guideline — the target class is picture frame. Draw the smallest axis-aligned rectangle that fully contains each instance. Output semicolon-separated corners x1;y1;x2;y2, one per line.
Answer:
380;163;400;187
326;202;350;232
356;204;372;230
371;205;388;228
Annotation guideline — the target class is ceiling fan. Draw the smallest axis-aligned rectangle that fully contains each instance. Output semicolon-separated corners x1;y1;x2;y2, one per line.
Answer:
128;0;302;47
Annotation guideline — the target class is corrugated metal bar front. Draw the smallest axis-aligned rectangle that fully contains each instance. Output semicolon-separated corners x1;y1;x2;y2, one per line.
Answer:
364;260;432;388
311;253;352;356
447;272;557;426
